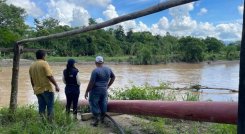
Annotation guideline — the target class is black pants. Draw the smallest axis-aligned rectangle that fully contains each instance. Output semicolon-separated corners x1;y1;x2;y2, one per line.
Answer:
65;86;80;115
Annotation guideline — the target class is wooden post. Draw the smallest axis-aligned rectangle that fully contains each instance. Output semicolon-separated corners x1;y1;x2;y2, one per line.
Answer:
238;0;245;133
9;43;22;111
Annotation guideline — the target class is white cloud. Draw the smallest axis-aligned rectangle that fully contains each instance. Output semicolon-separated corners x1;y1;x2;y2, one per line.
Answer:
169;3;194;17
67;0;111;7
150;17;169;35
191;22;217;38
134;21;150;32
70;8;90;27
121;20;137;31
47;0;90;26
95;18;104;23
149;3;242;41
150;3;197;36
6;0;43;17
168;3;197;33
158;17;169;29
198;8;208;16
101;2;241;41
103;4;119;19
216;22;242;41
102;4;150;33
238;5;244;15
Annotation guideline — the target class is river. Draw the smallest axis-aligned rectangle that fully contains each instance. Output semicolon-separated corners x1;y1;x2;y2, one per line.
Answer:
0;61;239;107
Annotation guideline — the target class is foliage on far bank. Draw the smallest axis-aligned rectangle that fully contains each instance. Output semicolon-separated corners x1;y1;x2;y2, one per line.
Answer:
0;0;241;65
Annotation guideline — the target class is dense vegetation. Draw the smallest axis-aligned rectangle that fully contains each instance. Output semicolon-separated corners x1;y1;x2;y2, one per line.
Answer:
0;0;241;64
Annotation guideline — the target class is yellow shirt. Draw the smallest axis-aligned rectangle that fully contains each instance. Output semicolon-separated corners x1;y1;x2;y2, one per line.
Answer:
29;60;54;94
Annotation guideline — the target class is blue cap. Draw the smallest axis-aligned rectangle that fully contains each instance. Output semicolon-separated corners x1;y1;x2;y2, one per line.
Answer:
67;59;76;66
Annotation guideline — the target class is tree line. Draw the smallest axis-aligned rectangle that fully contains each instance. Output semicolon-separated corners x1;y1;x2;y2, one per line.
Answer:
0;0;240;64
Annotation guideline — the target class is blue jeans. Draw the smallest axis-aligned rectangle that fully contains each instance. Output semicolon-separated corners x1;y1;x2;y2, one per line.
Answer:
89;92;108;117
36;91;54;118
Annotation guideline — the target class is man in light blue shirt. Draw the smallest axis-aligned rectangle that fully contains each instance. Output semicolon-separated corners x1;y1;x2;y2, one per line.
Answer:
85;56;115;126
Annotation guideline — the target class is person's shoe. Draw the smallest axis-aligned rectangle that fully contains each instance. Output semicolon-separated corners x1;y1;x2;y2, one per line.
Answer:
90;118;99;127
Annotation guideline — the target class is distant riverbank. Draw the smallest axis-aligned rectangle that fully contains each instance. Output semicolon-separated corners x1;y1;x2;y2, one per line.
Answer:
0;56;130;67
0;57;239;67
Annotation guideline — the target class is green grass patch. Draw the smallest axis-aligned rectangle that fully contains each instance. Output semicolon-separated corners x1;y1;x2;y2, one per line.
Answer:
0;102;102;134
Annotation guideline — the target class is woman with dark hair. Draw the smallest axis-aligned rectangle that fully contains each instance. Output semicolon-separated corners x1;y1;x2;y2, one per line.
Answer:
62;59;80;119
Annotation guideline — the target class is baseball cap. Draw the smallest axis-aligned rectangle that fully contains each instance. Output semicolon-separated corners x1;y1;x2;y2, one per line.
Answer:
95;56;104;63
67;59;76;66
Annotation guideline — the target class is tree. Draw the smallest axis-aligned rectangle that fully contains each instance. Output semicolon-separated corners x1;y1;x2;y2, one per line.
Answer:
204;37;224;53
224;45;239;60
179;36;205;62
89;18;97;25
115;25;125;41
0;0;27;47
126;29;133;42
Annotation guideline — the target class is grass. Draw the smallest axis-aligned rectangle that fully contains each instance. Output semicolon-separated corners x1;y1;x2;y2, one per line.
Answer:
109;83;237;134
0;102;102;134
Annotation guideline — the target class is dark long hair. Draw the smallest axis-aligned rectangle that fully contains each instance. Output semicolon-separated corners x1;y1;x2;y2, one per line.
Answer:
64;59;78;79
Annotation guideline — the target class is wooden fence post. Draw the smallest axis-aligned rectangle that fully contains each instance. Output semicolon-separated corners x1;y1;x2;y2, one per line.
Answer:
9;43;22;111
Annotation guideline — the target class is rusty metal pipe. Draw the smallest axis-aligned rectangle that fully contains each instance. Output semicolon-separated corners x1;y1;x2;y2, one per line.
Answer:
60;100;237;124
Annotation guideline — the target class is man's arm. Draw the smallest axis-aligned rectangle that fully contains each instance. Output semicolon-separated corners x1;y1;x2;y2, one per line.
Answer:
85;70;96;99
44;62;60;92
108;70;115;89
47;76;60;92
85;81;94;99
30;77;34;88
108;76;115;88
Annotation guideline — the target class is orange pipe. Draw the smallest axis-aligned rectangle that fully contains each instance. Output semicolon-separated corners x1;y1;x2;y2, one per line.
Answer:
61;100;237;124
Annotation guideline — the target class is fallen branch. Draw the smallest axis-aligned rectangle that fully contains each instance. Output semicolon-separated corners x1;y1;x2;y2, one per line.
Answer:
173;86;238;93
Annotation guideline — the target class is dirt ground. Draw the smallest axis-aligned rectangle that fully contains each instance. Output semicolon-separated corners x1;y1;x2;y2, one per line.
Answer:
78;114;150;134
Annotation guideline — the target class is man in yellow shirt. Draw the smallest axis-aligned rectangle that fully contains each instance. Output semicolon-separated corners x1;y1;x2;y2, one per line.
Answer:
29;50;60;120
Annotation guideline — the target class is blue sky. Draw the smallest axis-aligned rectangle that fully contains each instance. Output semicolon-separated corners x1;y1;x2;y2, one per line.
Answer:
6;0;244;41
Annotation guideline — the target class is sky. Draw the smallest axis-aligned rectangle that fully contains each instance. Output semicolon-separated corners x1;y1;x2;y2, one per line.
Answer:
5;0;245;41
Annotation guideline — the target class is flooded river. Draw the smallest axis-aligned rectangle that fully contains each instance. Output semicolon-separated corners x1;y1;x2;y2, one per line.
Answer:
0;61;239;107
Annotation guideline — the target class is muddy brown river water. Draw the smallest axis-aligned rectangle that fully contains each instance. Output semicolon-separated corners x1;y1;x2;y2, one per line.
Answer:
0;61;239;107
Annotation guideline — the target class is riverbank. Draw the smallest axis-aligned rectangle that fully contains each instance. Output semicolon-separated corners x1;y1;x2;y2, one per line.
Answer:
0;57;240;67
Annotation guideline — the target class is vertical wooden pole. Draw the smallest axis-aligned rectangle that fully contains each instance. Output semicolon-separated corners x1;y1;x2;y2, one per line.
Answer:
238;1;245;133
9;43;21;111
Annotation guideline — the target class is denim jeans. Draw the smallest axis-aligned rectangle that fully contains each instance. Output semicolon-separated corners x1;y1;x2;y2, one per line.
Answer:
36;91;54;118
89;92;108;118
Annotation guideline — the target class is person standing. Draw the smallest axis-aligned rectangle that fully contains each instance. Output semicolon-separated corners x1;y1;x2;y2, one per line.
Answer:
62;59;80;119
29;50;60;121
85;56;115;126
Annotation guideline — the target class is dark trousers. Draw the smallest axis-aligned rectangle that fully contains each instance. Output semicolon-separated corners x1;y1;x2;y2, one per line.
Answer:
65;86;80;115
36;91;54;118
89;92;108;118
